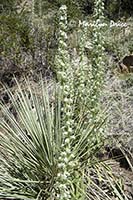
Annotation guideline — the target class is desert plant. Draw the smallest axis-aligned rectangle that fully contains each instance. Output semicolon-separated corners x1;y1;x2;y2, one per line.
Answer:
54;3;107;199
0;1;130;200
0;77;107;200
0;4;107;199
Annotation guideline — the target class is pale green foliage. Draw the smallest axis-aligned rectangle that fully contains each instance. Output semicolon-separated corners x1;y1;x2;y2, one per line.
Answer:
0;80;106;199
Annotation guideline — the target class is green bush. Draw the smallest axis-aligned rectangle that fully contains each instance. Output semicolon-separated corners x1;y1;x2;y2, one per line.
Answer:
0;13;32;55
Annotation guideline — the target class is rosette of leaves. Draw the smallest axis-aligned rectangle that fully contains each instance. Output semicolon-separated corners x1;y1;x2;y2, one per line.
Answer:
0;78;107;199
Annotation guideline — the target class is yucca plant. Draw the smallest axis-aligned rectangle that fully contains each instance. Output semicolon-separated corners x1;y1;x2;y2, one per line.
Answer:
0;78;107;199
0;2;107;200
0;1;128;200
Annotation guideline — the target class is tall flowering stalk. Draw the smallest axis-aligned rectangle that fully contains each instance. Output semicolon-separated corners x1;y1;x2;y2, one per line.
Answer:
55;2;106;198
72;0;106;163
74;21;89;116
87;0;106;140
90;0;105;113
78;0;106;124
55;5;75;200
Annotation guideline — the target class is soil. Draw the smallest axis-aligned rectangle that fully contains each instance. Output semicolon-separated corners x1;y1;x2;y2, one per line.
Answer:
99;146;133;199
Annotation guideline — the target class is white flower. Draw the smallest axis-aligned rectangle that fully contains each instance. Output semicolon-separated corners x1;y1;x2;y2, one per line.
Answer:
66;112;71;117
65;138;70;144
68;161;75;167
71;135;75;140
57;173;61;177
61;152;67;157
63;131;68;136
70;154;75;158
66;121;71;126
58;163;65;168
64;97;68;103
62;173;67;179
68;127;72;133
60;5;67;10
64;157;69;163
66;148;71;154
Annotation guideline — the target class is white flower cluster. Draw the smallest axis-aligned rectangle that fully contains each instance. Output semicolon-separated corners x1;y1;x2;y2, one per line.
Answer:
79;22;88;99
76;0;106;140
94;0;105;20
55;5;76;200
55;1;106;198
89;0;105;113
84;0;106;142
74;21;89;113
55;5;70;82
